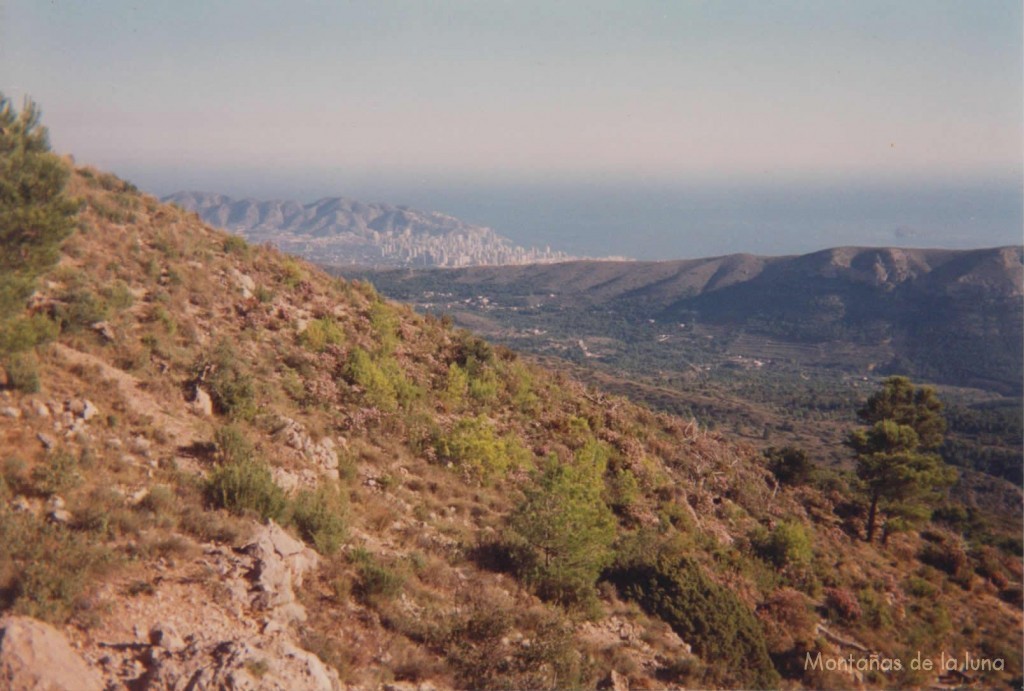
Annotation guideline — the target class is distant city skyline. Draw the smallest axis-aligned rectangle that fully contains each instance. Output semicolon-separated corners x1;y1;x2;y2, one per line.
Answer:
3;1;1021;258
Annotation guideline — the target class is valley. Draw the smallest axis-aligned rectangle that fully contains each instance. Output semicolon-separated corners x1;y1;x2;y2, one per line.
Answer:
341;250;1024;497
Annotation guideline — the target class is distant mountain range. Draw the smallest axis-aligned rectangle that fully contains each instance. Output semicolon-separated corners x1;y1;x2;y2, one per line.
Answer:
346;245;1024;394
164;192;575;267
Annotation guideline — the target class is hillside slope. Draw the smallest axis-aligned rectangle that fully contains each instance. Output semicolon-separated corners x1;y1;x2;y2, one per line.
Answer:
0;159;1021;689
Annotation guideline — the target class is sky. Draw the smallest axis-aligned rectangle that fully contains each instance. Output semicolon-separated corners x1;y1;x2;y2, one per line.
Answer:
2;1;1022;257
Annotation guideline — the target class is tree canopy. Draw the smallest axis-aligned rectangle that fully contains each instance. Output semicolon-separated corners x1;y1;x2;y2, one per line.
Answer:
854;375;946;450
0;94;79;353
509;439;617;605
848;376;956;543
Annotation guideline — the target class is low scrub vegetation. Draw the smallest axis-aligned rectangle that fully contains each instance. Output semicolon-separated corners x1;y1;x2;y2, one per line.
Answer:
205;455;287;522
608;551;779;689
291;482;348;555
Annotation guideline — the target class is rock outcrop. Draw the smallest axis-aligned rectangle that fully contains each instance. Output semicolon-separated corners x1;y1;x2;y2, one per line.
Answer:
0;616;103;691
129;635;340;690
244;521;320;623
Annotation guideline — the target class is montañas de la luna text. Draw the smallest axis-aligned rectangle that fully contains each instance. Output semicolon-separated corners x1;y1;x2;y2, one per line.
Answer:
805;651;1005;674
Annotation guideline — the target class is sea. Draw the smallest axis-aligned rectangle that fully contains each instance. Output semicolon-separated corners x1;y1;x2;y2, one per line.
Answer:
142;170;1022;261
380;179;1024;260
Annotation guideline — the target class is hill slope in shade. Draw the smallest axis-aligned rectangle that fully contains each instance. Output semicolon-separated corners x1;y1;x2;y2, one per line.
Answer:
0;161;1019;688
348;245;1024;394
165;191;575;268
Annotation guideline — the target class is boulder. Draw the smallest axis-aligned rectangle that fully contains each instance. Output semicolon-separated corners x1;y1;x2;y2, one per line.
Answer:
190;387;213;417
25;400;50;418
243;522;319;622
0;615;103;691
230;269;256;299
149;624;185;652
91;321;116;342
80;400;99;421
132;636;340;690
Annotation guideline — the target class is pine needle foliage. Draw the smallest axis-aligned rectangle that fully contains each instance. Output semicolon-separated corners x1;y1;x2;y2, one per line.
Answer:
0;94;79;353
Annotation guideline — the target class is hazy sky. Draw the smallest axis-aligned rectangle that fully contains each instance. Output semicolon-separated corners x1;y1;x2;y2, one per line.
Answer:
4;0;1021;193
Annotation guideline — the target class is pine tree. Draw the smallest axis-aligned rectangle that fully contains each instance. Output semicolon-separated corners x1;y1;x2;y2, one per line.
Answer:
848;377;956;543
509;439;617;604
0;93;79;351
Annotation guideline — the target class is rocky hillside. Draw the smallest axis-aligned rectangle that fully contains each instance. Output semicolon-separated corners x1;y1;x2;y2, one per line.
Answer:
166;192;572;268
0;118;1021;688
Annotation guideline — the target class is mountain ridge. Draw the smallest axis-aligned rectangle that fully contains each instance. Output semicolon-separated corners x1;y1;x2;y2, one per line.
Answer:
346;245;1023;394
165;191;577;268
352;245;1022;301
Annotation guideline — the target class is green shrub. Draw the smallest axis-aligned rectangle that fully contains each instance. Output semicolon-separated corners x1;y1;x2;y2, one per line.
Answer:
905;576;937;598
214;424;254;464
194;341;257;420
605;466;640;514
100;280;134;310
467;368;499;403
764;446;814;485
52;289;107;332
205;457;286;522
383;358;424;409
279;257;306;287
509;441;616;606
299;316;345;352
368;302;399;355
858;587;894;630
353;549;404;603
0;274;34;324
345;347;397;411
435;415;529;483
454;332;494;370
0;315;59;355
2;352;42;392
446;606;584;690
443;363;470;407
291;482;348;555
507;362;540;413
0;508;115;623
607;553;779;689
755;521;813;568
222;234;249;255
344;348;421;412
31;449;81;495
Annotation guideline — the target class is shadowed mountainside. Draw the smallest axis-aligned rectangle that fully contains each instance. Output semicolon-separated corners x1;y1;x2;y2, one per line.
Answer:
347;246;1023;394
